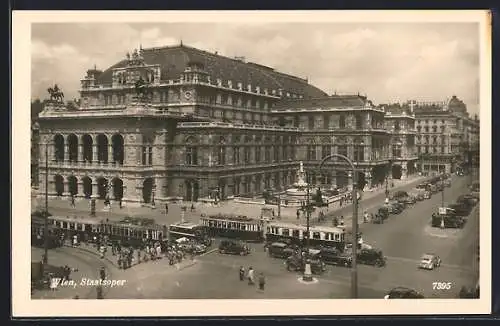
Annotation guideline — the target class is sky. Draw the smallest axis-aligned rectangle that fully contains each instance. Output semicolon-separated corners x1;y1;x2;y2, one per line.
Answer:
31;22;480;115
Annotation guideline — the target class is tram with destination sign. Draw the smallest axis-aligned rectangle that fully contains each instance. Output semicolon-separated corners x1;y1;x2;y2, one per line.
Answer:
265;221;346;251
200;214;265;242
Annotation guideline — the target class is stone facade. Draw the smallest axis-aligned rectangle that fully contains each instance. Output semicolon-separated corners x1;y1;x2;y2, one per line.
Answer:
37;44;474;205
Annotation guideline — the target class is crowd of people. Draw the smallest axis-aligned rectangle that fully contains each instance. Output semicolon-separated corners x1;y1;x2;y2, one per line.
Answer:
239;266;266;291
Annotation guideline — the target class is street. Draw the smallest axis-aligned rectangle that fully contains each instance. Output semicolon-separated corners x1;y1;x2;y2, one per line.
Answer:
97;176;479;299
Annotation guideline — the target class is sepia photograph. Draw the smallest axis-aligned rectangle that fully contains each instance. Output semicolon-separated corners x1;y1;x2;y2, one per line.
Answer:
12;10;491;316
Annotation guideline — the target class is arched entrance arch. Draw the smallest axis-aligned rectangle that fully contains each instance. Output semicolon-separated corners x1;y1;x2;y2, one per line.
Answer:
67;134;78;163
67;175;78;196
185;179;200;202
82;134;93;163
357;172;366;190
111;134;124;165
82;176;92;198
112;178;124;200
392;165;403;180
96;134;109;163
54;174;64;196
97;177;108;200
143;178;153;203
54;134;64;162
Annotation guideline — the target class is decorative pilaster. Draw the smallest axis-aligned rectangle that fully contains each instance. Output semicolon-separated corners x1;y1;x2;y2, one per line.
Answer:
91;182;99;199
78;144;83;163
92;144;98;163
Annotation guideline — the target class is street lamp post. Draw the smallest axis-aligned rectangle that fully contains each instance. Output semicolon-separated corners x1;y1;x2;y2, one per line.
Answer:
385;159;392;199
319;154;359;298
302;184;313;282
43;142;49;264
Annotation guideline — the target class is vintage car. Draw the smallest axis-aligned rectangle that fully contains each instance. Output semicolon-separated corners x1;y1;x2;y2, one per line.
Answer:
268;242;295;259
447;203;472;217
418;253;441;270
372;207;389;224
319;247;352;267
385;200;404;214
391;191;416;205
431;213;465;229
218;240;250;255
409;190;425;201
456;194;478;207
444;178;452;187
286;251;326;274
357;248;386;267
384;287;425;299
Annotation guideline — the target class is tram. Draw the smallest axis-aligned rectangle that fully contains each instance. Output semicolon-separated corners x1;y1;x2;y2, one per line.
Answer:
200;214;265;242
265;222;346;250
168;221;212;246
45;215;167;248
31;215;61;249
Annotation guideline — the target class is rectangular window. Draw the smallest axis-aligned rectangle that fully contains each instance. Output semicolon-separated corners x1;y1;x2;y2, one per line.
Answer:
254;147;261;163
282;228;290;237
337;145;348;158
308;116;314;130
244;147;251;164
307;146;316;160
321;146;329;160
265;147;271;163
292;229;300;239
233;147;240;164
273;147;279;162
339;114;346;128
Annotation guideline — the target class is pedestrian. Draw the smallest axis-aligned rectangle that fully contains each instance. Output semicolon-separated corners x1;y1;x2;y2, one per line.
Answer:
71;195;75;208
258;272;266;291
239;266;245;281
191;203;195;212
119;198;123;209
363;211;369;223
332;216;339;227
137;249;141;264
100;245;105;259
340;216;345;227
339;198;343;207
247;267;255;285
165;203;169;215
117;255;122;269
296;210;300;220
99;266;106;280
272;209;275;217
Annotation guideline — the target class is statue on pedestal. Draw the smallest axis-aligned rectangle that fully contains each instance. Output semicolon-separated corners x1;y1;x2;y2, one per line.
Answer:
47;84;64;103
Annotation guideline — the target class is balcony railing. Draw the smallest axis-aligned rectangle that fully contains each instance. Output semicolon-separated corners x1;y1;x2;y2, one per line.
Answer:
177;121;300;132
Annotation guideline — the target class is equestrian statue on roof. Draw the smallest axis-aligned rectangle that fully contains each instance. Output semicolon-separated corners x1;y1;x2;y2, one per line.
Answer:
47;84;64;103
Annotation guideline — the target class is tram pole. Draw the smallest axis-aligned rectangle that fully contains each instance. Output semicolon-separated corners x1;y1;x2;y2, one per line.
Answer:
43;143;49;264
319;154;358;298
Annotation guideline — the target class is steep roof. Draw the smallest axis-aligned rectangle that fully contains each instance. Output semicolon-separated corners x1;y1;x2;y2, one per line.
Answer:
96;44;328;99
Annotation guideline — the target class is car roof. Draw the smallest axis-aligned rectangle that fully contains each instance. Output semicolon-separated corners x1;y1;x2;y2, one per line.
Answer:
421;254;435;259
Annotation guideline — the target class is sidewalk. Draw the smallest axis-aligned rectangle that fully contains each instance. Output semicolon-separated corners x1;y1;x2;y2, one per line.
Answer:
31;175;426;227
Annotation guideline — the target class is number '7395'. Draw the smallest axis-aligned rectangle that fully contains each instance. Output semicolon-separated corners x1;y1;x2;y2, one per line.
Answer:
433;282;452;290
